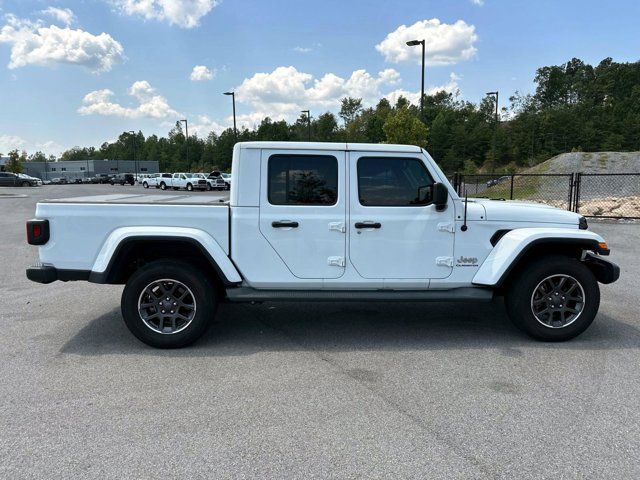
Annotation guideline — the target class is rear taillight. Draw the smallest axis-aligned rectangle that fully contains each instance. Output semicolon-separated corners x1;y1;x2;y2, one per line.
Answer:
27;219;49;245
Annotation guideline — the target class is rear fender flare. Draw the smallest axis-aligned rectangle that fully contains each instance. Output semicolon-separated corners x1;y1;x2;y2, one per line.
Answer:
91;226;242;284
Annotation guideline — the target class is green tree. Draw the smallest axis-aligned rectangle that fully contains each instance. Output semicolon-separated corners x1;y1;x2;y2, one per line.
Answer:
383;106;429;147
5;149;24;173
339;97;363;125
29;151;47;162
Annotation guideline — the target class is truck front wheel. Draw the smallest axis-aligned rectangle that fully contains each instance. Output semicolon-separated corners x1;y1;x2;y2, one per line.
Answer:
505;255;600;341
121;260;217;348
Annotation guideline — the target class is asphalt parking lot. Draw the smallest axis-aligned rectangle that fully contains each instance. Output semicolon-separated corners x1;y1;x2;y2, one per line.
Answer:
1;184;639;479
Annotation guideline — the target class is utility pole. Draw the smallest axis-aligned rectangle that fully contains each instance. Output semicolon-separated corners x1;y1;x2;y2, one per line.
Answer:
223;92;237;138
128;131;137;180
406;39;426;118
486;92;499;167
180;120;189;170
301;110;311;141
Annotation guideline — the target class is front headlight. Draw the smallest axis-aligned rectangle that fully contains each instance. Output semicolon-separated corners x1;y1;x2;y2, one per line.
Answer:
579;216;588;230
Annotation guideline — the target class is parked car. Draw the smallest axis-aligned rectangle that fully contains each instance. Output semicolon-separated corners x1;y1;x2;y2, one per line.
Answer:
142;173;161;188
81;177;93;184
207;172;227;191
92;174;112;184
110;173;135;185
50;177;68;185
220;172;232;190
0;172;37;187
136;173;151;185
18;173;43;186
486;176;510;188
185;173;209;191
156;173;176;190
153;172;206;191
25;141;619;348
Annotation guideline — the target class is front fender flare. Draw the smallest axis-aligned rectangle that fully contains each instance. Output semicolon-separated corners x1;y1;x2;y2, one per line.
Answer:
472;228;606;287
90;226;242;284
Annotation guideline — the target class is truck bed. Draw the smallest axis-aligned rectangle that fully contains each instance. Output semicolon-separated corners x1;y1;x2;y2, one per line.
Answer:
35;194;230;271
40;193;229;205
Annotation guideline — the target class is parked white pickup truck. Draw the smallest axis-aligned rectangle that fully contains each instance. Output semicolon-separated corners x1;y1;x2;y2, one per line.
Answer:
26;142;619;348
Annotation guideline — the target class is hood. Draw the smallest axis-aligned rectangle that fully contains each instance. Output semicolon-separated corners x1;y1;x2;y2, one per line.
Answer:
472;199;581;225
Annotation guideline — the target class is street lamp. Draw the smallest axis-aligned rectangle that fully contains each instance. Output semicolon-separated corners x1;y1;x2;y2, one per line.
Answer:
486;92;499;166
301;110;311;141
406;39;425;118
128;130;137;180
223;92;237;138
179;119;189;170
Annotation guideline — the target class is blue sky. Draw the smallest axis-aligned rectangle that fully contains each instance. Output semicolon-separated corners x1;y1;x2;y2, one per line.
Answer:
1;0;639;156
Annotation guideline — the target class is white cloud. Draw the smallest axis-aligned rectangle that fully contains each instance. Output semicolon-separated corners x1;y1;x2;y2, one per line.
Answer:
190;64;214;81
36;140;64;155
41;7;75;26
234;66;403;124
0;134;26;153
189;115;226;136
470;0;484;5
293;46;311;53
78;80;179;119
113;0;219;28
376;18;478;66
385;73;461;105
0;14;124;72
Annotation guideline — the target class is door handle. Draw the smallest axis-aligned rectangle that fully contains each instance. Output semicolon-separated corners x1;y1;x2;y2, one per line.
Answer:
272;220;299;228
354;222;381;229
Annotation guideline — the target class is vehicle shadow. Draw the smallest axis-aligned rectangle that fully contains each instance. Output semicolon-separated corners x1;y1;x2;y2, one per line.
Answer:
59;299;640;357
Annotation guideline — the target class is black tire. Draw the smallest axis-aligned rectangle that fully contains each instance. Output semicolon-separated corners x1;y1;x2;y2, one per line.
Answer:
505;255;600;341
21;181;30;187
186;183;193;191
160;182;166;190
143;182;149;188
121;260;218;348
206;183;212;191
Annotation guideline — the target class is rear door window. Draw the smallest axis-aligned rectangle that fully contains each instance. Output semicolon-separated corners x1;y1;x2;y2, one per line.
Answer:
268;154;338;206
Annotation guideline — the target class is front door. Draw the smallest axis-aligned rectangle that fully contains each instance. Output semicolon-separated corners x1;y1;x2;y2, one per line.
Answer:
259;149;346;279
348;152;454;280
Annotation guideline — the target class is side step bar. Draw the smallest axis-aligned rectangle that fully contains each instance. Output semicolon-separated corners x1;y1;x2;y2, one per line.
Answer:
225;287;493;303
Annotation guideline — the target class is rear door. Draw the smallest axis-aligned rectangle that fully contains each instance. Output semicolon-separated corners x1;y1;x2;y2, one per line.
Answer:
259;149;346;279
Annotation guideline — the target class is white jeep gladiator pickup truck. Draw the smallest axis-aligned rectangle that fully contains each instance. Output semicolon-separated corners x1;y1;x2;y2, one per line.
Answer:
26;142;619;348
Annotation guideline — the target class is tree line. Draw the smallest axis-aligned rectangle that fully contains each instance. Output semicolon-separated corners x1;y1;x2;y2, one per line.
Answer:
6;57;640;175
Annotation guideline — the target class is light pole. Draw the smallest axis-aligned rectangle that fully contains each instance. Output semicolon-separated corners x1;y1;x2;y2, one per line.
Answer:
179;120;189;170
223;92;237;138
486;92;499;166
406;39;425;118
128;130;137;180
301;110;311;141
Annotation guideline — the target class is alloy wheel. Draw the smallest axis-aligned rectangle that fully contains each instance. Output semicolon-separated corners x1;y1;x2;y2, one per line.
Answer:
530;274;585;328
137;279;197;334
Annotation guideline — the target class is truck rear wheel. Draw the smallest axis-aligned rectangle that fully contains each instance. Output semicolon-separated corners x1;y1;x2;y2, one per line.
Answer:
505;255;600;341
121;260;217;348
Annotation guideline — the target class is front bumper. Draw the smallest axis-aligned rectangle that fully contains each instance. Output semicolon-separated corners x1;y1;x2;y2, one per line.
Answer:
583;252;620;284
26;265;90;284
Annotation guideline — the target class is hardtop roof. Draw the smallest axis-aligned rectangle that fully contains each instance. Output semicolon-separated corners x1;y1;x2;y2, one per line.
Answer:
237;141;422;153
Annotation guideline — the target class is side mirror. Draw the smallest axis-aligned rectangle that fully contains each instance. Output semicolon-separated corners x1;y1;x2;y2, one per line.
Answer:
433;182;449;211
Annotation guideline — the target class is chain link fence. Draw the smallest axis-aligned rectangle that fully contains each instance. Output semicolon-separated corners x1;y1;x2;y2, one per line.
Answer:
453;173;574;210
573;173;640;219
453;172;640;219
